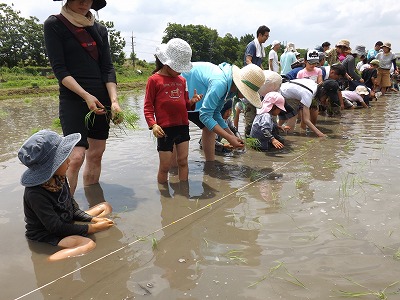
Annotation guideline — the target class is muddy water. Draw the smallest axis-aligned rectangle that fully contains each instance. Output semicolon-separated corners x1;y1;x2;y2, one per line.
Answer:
1;92;400;300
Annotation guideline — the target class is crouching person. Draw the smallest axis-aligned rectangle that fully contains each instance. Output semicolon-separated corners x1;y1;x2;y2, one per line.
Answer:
250;92;286;151
18;130;114;261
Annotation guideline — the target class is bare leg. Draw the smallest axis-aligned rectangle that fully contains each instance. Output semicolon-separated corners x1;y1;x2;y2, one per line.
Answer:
158;151;173;183
201;127;216;161
279;115;298;133
301;107;326;137
309;107;319;126
83;138;106;187
48;236;96;262
86;202;113;218
175;141;189;181
66;146;86;196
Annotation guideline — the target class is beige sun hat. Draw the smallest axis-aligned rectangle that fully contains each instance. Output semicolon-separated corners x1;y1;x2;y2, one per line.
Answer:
156;38;193;73
258;70;282;96
232;64;265;108
381;42;392;50
336;39;350;48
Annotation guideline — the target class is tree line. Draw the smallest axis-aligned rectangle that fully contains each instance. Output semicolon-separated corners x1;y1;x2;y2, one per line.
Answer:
0;3;281;70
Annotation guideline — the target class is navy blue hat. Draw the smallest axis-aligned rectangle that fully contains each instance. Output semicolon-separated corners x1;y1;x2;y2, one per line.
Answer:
18;130;81;187
53;0;107;11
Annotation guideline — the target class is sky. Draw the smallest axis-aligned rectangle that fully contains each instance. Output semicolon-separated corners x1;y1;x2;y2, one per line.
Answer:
2;0;400;62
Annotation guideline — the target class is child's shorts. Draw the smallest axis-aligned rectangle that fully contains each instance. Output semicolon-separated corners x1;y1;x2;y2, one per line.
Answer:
157;125;190;152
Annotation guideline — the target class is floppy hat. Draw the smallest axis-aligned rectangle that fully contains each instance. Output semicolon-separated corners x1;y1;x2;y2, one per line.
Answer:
306;50;319;64
18;130;81;187
259;70;282;96
232;64;265;109
156;38;192;73
353;45;366;56
257;91;286;115
355;85;369;95
271;40;281;47
381;42;391;50
336;39;350;48
369;59;380;66
53;0;107;11
317;79;340;105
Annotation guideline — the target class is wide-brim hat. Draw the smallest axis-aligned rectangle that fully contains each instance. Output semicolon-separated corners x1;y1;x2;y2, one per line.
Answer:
353;45;366;56
258;70;282;96
232;64;265;109
18;130;81;187
381;42;392;50
355;85;369;95
156;38;193;73
257;91;286;115
336;39;350;48
369;59;380;66
53;0;107;11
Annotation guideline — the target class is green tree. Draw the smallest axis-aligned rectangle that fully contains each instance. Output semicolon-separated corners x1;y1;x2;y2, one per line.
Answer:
99;20;126;65
162;23;219;63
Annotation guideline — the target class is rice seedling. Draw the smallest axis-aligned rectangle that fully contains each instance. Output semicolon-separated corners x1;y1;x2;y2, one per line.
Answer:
223;250;247;264
330;223;354;238
84;106;139;132
335;277;400;299
245;137;261;150
248;261;307;289
0;109;8;119
295;178;305;189
151;237;158;250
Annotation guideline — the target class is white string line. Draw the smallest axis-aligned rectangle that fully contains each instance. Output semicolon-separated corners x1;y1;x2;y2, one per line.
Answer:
15;149;311;300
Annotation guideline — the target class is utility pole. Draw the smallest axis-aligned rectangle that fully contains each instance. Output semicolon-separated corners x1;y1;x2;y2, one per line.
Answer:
131;32;136;68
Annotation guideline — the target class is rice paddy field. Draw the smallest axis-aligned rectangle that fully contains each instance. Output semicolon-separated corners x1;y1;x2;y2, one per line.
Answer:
1;91;400;299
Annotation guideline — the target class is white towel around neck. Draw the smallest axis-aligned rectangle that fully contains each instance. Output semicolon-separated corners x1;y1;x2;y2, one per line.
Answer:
254;38;265;58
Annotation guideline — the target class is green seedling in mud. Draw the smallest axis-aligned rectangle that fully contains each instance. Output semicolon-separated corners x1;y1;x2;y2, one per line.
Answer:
335;277;400;299
151;237;158;250
248;261;307;289
224;250;247;264
330;223;354;238
0;109;8;119
295;178;305;189
245;137;261;150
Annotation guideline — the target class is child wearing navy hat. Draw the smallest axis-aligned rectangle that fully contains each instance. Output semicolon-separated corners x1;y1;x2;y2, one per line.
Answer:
18;130;114;261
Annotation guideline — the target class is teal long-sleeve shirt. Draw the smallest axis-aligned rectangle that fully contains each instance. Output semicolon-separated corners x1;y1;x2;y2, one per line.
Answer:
182;62;234;131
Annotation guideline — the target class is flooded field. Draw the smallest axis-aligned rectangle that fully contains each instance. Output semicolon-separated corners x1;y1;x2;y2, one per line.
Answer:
1;91;400;299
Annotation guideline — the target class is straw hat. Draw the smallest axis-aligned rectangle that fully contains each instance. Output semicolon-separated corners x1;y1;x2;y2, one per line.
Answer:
257;92;286;115
258;70;282;96
381;42;392;50
18;130;81;187
336;39;350;48
232;64;265;108
53;0;107;11
355;85;369;95
156;38;193;73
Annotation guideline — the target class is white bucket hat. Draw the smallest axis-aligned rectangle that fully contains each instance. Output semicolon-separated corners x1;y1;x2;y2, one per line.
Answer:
258;70;282;96
156;38;193;73
232;64;265;108
18;130;81;187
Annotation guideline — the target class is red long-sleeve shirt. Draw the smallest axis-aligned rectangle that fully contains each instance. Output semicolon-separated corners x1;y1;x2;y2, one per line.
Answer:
144;73;194;129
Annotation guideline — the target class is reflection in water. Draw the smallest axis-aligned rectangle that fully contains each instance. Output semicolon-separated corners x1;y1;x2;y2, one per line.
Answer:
4;93;400;299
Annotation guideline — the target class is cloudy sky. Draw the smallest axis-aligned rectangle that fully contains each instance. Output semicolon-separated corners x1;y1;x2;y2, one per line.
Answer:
3;0;399;62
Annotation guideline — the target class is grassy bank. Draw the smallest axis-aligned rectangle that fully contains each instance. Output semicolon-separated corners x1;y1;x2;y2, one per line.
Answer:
0;64;153;100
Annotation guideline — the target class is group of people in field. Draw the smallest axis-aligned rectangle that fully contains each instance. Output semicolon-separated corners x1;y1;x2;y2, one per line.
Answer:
17;1;398;262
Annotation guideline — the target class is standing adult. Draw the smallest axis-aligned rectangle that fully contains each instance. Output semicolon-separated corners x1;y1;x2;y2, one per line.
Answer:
183;63;265;161
242;25;270;136
280;42;297;76
376;42;398;96
367;41;383;63
269;40;281;73
44;0;123;195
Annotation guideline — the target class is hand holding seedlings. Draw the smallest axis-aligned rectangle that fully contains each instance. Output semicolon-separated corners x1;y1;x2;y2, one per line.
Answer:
111;102;124;125
84;93;106;115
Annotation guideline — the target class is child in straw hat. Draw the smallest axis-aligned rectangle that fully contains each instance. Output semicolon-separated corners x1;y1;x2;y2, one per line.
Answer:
18;130;114;261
